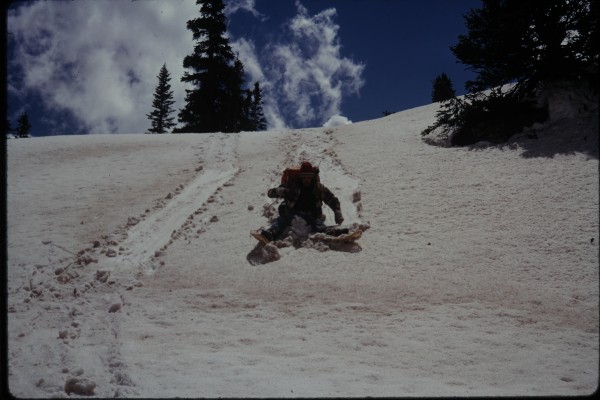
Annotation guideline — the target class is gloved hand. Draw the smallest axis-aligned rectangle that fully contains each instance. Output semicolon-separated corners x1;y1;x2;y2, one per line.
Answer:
267;188;282;198
334;210;344;225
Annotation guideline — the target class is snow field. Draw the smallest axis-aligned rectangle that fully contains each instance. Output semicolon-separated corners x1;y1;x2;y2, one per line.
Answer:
6;101;598;397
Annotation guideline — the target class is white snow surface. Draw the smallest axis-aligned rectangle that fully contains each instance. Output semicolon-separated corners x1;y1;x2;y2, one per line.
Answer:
6;100;599;397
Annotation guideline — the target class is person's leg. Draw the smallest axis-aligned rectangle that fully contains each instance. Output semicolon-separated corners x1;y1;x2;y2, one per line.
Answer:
298;214;327;233
311;215;349;236
262;214;291;240
312;217;327;233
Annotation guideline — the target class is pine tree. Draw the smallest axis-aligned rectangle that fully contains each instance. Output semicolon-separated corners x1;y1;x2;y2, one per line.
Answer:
451;0;598;95
241;90;254;131
5;117;12;138
238;82;267;132
250;82;267;131
146;63;176;134
423;0;597;146
226;59;249;133
176;0;248;133
15;112;31;138
431;73;456;102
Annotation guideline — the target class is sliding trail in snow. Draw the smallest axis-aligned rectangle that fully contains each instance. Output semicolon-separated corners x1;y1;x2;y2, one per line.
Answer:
116;167;236;274
94;133;240;277
29;133;241;397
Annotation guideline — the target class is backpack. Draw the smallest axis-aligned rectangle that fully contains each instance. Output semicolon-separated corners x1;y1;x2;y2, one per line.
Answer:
280;165;320;186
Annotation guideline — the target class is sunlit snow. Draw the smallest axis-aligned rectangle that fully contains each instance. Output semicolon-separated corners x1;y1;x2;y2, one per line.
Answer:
7;89;598;397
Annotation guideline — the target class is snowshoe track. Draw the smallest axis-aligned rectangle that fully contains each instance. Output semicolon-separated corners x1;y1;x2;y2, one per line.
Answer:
17;133;241;396
76;133;240;276
115;167;237;274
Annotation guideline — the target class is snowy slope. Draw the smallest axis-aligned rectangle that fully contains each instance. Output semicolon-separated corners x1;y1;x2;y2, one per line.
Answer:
6;101;599;397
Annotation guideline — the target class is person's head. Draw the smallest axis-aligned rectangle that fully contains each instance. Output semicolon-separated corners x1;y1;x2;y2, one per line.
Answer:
299;161;315;187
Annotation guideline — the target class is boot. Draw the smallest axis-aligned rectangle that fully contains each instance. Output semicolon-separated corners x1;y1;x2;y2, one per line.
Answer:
325;227;349;236
253;229;275;244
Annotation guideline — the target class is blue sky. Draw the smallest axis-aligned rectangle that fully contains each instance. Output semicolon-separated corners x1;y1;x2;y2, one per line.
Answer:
7;0;481;136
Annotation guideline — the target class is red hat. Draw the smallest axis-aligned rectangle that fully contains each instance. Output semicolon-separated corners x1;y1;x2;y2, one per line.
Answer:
299;161;314;177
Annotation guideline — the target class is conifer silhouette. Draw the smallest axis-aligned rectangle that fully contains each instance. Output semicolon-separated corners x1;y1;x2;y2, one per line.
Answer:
146;63;176;134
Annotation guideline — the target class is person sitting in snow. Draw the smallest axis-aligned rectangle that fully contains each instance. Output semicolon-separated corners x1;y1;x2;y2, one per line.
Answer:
255;161;346;243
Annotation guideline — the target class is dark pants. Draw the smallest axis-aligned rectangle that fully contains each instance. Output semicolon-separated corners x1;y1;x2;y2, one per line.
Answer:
268;211;327;238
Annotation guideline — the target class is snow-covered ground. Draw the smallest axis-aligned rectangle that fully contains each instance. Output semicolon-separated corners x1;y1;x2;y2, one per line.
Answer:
6;99;598;397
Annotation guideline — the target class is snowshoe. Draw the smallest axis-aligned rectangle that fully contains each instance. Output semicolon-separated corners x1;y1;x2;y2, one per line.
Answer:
250;229;274;244
309;229;362;243
324;226;350;236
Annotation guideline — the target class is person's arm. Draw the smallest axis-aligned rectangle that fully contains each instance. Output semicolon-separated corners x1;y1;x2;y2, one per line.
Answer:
321;185;344;224
267;186;288;198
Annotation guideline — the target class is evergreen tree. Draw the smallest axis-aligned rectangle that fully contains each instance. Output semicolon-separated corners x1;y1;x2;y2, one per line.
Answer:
431;73;456;102
452;0;598;96
15;112;31;138
240;89;254;131
146;64;177;134
250;82;267;131
226;59;249;132
176;0;248;133
237;82;267;132
5;117;12;138
422;0;597;146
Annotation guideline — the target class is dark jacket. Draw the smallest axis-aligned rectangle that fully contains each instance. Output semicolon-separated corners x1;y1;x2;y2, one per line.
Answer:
267;180;341;221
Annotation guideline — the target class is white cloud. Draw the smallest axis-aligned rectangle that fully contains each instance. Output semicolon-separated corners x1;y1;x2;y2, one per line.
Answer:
224;0;265;20
323;115;352;127
8;0;365;133
231;1;366;129
264;1;365;127
8;0;197;134
231;38;265;84
230;37;287;129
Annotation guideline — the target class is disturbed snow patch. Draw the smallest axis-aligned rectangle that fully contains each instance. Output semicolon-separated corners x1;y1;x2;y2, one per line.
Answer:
247;216;369;265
